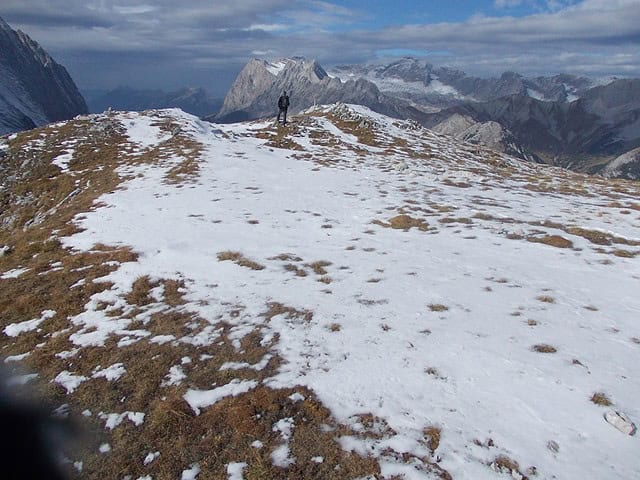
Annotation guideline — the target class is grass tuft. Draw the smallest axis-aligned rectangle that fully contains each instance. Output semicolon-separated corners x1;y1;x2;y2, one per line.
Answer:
423;426;441;452
428;304;449;312
306;261;332;275
527;235;573;249
590;392;612;406
125;275;157;306
536;295;555;304
217;251;265;270
532;344;557;353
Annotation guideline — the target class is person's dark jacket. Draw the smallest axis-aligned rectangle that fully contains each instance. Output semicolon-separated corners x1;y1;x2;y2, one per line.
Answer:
278;94;290;110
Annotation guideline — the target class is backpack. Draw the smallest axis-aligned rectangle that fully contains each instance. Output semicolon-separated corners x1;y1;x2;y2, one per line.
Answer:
279;95;289;109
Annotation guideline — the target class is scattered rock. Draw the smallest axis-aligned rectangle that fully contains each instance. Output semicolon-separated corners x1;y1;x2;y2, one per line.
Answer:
395;160;408;171
547;440;560;453
604;411;637;435
0;245;12;257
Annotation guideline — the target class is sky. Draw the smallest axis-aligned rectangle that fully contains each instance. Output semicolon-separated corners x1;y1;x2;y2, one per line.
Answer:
0;0;639;97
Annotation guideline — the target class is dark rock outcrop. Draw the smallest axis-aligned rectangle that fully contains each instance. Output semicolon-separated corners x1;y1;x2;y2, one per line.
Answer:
423;79;640;173
0;16;87;135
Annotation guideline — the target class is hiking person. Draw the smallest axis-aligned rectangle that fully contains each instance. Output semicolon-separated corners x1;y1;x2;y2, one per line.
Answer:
277;91;290;126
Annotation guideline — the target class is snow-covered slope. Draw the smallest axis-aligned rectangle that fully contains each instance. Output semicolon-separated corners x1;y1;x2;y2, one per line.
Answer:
1;106;639;479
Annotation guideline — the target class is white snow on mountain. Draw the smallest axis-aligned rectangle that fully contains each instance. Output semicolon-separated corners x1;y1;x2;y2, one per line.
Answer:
3;106;639;478
265;60;287;76
331;69;468;101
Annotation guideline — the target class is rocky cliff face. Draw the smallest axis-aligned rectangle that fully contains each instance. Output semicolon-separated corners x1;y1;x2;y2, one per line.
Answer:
0;16;87;135
215;58;415;123
422;79;640;174
600;147;640;180
431;113;533;161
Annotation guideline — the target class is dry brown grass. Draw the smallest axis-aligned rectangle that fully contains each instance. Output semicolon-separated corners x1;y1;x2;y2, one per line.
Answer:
263;302;313;322
532;344;557;353
441;179;472;188
612;249;637;258
566;227;640;247
590;392;613;406
490;455;528;479
323;113;381;147
373;214;430;232
527;235;574;249
428;304;449;312
306;260;332;275
163;279;187;307
423;426;441;452
284;263;308;277
125;275;158;306
438;217;473;225
217;251;265;270
160;135;204;184
255;124;304;151
536;295;556;303
269;253;303;262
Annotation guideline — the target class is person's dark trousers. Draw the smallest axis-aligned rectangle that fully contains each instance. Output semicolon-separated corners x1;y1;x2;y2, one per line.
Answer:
277;108;288;125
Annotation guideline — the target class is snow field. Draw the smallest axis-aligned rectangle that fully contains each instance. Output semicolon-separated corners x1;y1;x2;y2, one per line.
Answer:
3;107;638;479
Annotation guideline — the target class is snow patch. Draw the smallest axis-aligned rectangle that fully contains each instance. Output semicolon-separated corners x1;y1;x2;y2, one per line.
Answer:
52;150;74;172
144;451;160;465
54;371;88;393
226;462;247;480
184;380;258;414
4;352;30;363
1;267;29;279
92;363;126;381
99;411;146;429
3;310;55;337
265;61;287;76
162;365;186;387
181;463;201;480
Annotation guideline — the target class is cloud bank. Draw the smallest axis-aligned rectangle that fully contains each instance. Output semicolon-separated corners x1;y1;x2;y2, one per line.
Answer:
1;0;638;94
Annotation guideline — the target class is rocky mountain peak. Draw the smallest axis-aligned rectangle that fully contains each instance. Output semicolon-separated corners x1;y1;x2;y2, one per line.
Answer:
0;15;87;135
216;57;408;123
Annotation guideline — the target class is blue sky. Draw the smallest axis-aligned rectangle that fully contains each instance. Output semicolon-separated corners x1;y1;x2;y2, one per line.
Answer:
0;1;637;95
319;0;539;27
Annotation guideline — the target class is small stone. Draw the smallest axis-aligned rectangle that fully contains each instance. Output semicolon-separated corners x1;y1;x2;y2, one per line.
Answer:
547;440;560;453
604;411;637;435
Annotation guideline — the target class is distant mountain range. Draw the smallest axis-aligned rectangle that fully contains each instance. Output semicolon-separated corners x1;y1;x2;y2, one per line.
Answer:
218;57;640;179
1;19;638;182
85;86;222;118
0;16;87;135
330;58;605;109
